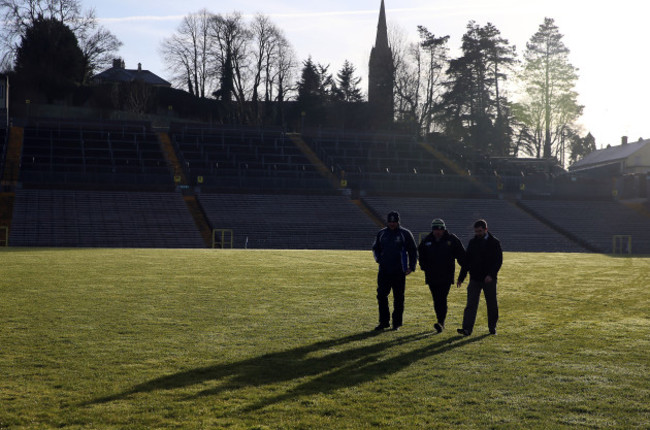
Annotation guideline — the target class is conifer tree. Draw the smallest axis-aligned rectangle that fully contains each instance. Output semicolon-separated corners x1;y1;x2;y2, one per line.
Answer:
335;60;363;102
519;17;582;159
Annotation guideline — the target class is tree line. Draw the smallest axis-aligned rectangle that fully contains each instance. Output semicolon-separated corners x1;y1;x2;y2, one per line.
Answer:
0;1;596;165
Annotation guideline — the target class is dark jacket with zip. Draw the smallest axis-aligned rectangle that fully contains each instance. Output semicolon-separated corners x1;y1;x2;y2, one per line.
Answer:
458;232;503;284
418;231;465;285
372;226;417;275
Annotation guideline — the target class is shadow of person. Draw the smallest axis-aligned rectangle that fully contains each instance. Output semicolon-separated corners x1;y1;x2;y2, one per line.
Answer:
86;329;433;405
236;333;491;412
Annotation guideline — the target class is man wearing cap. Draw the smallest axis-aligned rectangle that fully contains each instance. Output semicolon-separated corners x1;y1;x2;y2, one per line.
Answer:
418;218;466;333
372;211;418;331
457;219;503;336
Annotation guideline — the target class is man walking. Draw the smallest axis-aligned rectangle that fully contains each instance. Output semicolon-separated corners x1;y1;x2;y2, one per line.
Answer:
457;219;503;336
418;218;465;333
372;211;417;331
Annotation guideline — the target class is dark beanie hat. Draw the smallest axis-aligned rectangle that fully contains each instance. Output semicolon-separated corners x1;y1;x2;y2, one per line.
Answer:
387;211;400;223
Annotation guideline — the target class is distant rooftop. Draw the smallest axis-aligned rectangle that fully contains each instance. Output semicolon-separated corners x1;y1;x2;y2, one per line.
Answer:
92;59;171;87
569;138;648;171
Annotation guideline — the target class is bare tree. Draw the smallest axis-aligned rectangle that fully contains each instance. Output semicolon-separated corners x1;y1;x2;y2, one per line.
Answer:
390;23;449;136
160;33;197;95
160;9;214;98
0;0;121;75
76;10;122;78
271;32;297;126
249;14;276;120
210;12;251;119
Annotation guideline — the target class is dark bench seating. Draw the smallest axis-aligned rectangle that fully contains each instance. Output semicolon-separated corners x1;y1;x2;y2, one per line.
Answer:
362;196;587;253
199;193;379;249
9;189;204;248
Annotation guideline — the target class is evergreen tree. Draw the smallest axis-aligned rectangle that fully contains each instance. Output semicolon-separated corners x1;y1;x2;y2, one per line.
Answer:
519;17;582;159
217;50;234;102
569;131;596;165
335;60;363;102
436;21;516;155
14;16;85;102
297;57;321;107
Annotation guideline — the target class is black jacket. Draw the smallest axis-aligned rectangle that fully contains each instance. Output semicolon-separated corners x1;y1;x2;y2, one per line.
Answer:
458;232;503;283
372;226;417;275
418;231;465;285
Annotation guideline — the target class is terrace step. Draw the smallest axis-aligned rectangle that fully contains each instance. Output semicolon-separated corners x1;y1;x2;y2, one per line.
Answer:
287;133;341;190
184;195;212;247
1;127;23;187
159;132;187;185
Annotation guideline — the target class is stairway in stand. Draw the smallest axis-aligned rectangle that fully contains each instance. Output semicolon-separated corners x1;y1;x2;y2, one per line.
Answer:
184;195;213;247
286;133;341;189
1;127;23;187
0;192;14;246
158;132;187;185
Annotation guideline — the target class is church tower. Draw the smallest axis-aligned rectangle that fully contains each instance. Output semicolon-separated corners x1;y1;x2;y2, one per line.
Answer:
368;0;394;128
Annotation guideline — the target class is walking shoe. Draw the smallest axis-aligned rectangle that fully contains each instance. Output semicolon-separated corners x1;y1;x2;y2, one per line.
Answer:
489;328;497;335
392;325;401;331
374;324;390;331
434;323;444;333
456;328;470;336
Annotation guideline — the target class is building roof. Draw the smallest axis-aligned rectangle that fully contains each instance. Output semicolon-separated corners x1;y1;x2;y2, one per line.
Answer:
93;62;171;87
569;139;648;171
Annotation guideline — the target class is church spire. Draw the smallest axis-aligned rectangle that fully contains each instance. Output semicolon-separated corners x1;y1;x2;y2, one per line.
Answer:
368;0;394;129
374;0;389;49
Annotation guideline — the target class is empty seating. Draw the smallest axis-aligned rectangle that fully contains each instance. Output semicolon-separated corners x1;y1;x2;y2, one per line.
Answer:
20;120;172;186
362;196;587;252
170;124;328;190
9;189;204;248
519;200;650;253
199;193;379;249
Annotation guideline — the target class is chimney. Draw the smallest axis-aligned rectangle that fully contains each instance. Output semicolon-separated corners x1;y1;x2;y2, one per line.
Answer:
622;136;628;145
138;63;142;72
112;58;122;68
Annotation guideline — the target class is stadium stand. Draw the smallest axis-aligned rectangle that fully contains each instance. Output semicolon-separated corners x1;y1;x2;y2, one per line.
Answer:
199;193;379;249
298;130;531;196
362;196;587;252
5;118;649;254
0;126;6;178
303;131;460;194
9;189;205;248
170;124;330;191
518;199;650;254
19;119;173;187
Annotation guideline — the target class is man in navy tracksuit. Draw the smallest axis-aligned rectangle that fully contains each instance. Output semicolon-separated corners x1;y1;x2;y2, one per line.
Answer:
372;211;417;331
457;219;503;336
418;218;466;333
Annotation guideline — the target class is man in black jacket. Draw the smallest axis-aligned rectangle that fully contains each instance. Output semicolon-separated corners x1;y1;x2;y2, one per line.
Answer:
372;211;418;331
418;218;465;333
457;219;503;336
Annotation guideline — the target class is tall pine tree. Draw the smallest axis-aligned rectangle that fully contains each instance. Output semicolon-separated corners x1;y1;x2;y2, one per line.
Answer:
519;17;582;159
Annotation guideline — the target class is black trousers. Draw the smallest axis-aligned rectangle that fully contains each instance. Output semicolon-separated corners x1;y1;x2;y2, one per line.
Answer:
461;279;498;334
377;272;406;327
428;282;452;326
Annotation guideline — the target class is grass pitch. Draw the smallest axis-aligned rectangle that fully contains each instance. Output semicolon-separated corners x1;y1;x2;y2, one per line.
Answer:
0;248;648;429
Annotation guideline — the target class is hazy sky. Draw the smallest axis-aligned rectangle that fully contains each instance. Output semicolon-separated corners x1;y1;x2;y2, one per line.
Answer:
94;0;648;149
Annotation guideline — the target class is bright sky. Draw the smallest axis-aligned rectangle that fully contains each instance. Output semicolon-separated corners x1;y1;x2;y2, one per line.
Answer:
94;0;648;149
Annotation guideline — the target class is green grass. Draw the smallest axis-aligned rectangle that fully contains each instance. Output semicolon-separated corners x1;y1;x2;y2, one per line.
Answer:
0;248;648;429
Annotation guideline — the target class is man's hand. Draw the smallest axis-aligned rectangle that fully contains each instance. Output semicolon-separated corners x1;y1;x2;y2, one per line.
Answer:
484;275;493;283
405;269;412;275
456;281;462;288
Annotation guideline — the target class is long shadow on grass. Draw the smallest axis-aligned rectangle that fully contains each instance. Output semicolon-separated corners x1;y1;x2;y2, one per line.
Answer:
88;330;487;407
89;330;422;404
236;333;489;412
